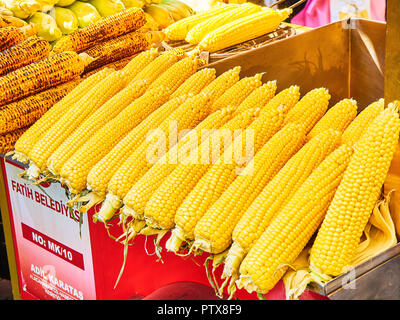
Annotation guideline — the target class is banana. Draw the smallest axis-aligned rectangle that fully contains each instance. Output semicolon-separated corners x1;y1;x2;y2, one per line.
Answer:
144;3;175;28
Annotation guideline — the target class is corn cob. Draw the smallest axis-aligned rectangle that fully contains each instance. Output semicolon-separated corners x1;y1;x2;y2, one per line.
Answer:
98;91;217;222
283;87;330;133
237;143;354;294
96;67;241;221
0;36;51;77
0;15;28;28
128;48;186;86
0;51;90;106
52;7;146;53
0;79;80;135
309;104;400;277
82;55;136;78
1;127;28;154
0;25;37;52
83;31;154;72
211;73;264;112
60;86;171;194
166;85;300;250
170;68;216;99
85;94;192;205
86;69;216;202
27;70;124;179
234;81;277;113
165;4;239;41
147;55;201;95
223;129;342;284
121;105;242;223
193;123;306;255
12;68;112;164
307;98;357;140
47;78;150;177
144;107;265;233
186;3;262;45
198;8;291;52
341;98;384;146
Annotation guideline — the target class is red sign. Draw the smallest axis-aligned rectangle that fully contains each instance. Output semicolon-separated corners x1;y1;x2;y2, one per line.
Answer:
21;223;85;270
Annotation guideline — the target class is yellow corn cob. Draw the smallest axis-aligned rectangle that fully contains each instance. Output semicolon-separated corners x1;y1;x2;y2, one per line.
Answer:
98;91;217;222
52;7;146;53
0;51;89;106
27;70;125;179
82;55;136;78
85;94;191;205
117;48;160;81
170;68;216;99
147;55;201;95
341;98;384;146
13;68;112;164
143;107;264;233
211;73;264;112
164;4;239;41
0;79;80;135
234;81;277;113
309;104;400;277
223;129;342;283
59;86;171;194
1;127;28;154
193;123;306;254
83;31;154;72
96;67;243;221
283;87;330;133
198;8;291;52
237;143;354;294
307;98;358;140
166;85;300;250
128;48;186;85
47;78;150;177
121;105;242;223
185;3;262;45
0;36;51;77
86;69;216;202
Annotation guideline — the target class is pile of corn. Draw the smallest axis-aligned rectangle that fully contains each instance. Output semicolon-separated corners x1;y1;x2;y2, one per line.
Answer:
9;46;400;300
0;7;156;154
0;0;193;42
164;2;291;52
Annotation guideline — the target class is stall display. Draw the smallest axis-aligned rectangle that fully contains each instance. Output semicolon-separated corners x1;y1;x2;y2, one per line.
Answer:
0;0;399;302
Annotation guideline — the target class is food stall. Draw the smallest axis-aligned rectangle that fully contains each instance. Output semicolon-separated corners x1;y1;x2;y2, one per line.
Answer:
0;0;399;301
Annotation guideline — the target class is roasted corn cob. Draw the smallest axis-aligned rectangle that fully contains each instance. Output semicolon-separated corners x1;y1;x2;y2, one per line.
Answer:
0;79;80;135
0;36;51;77
0;51;89;106
1;126;28;154
0;24;37;52
238;143;354;294
52;7;146;53
309;104;400;277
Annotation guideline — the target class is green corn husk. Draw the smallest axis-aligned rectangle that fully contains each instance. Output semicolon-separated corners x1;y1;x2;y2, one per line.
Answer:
37;0;59;11
67;1;101;27
88;0;125;17
28;11;62;41
52;6;78;34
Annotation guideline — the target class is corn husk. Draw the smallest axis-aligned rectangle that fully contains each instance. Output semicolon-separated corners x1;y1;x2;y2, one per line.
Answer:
67;1;101;27
51;6;79;34
88;0;125;17
28;11;62;41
